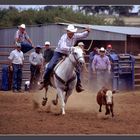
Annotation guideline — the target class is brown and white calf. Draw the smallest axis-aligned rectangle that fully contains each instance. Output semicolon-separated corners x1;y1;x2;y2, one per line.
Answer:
96;87;115;117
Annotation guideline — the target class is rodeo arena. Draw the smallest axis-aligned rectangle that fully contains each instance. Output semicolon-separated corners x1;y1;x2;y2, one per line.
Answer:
0;22;140;135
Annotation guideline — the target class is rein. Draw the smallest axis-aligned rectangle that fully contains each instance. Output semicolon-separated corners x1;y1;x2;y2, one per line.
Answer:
69;52;84;67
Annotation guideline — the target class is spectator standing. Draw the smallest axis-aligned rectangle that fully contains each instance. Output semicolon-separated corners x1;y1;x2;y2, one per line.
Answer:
92;47;111;90
29;45;44;90
77;42;85;50
43;41;54;65
88;47;99;90
15;24;34;53
89;47;99;73
8;43;24;92
106;44;116;55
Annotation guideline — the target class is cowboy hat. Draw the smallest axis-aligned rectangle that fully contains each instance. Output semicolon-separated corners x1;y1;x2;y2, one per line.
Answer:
99;47;105;52
78;42;84;46
66;24;77;33
45;41;50;45
18;24;26;29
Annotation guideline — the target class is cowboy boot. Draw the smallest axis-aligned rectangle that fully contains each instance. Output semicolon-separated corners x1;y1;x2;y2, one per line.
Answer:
39;70;51;90
76;81;84;93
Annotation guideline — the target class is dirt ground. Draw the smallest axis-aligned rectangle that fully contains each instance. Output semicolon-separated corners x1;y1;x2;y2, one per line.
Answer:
0;86;140;135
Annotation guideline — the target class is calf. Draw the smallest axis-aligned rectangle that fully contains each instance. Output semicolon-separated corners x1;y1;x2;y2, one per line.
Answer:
96;87;115;117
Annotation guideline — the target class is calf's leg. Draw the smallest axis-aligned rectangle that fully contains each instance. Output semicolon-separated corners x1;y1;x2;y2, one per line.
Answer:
110;105;114;117
99;104;102;112
105;105;110;115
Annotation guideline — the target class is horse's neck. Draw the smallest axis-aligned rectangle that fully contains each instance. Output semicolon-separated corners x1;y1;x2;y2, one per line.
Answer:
55;54;76;80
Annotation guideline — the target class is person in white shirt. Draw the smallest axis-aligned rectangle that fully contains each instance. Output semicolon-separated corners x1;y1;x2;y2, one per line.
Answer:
8;43;24;92
15;24;34;53
29;45;44;90
39;24;90;92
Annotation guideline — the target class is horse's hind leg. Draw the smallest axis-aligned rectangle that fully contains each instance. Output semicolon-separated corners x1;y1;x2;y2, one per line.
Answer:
42;86;48;106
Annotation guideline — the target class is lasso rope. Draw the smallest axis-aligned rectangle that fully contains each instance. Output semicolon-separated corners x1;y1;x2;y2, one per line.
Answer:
84;40;93;52
55;16;93;52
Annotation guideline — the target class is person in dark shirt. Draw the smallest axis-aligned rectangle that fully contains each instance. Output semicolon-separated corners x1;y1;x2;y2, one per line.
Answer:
89;47;99;72
43;41;54;65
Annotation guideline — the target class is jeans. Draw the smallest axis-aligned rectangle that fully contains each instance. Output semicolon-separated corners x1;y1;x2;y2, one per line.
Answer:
44;51;64;81
12;64;22;90
76;66;82;85
30;64;41;89
21;42;33;53
44;51;81;84
96;70;110;90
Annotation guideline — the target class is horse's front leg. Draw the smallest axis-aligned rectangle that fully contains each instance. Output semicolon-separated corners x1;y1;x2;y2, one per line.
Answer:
57;88;65;115
52;94;58;105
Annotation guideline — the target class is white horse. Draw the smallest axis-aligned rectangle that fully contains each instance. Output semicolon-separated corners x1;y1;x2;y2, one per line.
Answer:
42;47;85;115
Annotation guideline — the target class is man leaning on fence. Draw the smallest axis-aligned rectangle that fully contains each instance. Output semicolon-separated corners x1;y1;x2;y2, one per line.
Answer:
8;43;24;93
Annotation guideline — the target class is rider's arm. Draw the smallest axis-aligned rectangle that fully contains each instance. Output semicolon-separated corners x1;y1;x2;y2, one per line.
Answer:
74;27;90;39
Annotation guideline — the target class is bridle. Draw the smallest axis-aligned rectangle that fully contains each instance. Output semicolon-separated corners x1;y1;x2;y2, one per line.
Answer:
69;51;84;67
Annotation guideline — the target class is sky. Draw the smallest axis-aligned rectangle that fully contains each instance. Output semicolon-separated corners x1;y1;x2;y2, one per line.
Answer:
0;5;139;12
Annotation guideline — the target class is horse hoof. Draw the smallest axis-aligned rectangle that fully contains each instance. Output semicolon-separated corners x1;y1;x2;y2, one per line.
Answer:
61;111;65;115
42;97;48;106
52;100;57;105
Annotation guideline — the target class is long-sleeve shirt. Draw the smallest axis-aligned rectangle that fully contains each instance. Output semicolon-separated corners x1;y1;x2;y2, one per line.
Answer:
92;54;111;71
55;31;89;54
29;52;44;66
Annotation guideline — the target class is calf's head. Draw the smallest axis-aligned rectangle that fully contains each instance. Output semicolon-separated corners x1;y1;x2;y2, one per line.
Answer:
105;90;113;105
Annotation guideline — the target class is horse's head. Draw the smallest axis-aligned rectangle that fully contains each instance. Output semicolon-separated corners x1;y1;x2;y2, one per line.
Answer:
71;47;85;67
